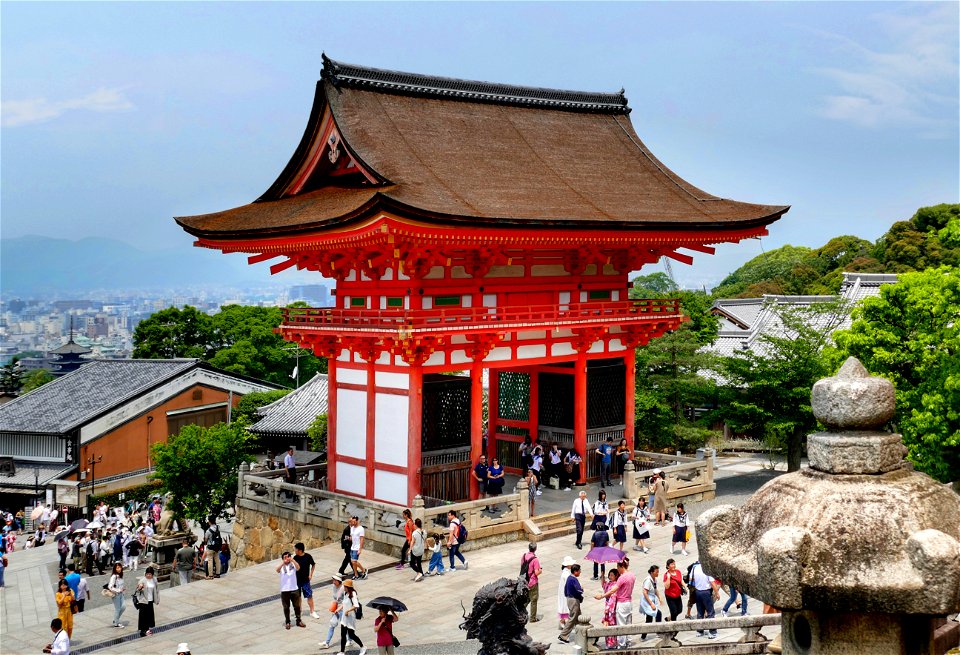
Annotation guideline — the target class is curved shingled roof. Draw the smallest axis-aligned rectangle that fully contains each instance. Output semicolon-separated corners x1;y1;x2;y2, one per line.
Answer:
177;57;788;239
248;373;328;437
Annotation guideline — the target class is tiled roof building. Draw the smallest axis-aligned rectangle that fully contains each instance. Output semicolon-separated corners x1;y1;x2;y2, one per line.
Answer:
249;373;328;450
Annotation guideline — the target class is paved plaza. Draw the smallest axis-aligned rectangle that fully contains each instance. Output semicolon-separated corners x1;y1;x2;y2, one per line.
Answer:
1;456;783;654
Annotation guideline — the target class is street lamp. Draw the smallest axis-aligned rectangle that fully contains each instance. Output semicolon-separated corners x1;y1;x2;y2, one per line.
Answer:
86;454;103;498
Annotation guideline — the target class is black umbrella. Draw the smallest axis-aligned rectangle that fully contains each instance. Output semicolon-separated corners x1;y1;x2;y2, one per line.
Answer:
70;518;88;531
365;596;408;612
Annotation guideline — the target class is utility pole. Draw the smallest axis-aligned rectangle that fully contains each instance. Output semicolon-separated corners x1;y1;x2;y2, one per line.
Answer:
87;454;103;499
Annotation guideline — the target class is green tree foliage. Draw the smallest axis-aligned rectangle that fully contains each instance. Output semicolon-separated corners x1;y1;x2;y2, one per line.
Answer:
630;272;678;296
307;414;328;452
712;245;814;298
132;306;215;359
0;359;24;394
635;324;719;452
151;422;255;522
716;301;846;471
133;304;326;387
832;267;960;482
20;369;54;393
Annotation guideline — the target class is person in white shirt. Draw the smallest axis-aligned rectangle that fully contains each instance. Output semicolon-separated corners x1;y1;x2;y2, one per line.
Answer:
529;446;544;494
592;489;610;531
276;551;304;629
672;503;689;556
640;565;663;640
570;491;593;549
348;517;367;579
43;618;70;655
632;498;651;553
690;561;719;638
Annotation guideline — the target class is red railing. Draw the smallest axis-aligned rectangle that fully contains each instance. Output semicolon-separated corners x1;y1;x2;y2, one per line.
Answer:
281;299;681;335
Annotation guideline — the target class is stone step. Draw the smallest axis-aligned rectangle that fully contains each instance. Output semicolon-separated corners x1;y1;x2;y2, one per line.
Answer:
532;524;577;542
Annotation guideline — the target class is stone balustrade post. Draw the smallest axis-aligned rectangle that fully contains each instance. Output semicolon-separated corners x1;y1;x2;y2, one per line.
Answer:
623;459;638;501
299;490;308;514
412;495;425;525
574;613;595;653
238;462;249;501
517;479;530;521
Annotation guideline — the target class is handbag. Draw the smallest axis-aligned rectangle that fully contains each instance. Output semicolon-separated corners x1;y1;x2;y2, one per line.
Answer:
101;584;117;598
70;600;79;614
132;591;142;609
392;635;400;647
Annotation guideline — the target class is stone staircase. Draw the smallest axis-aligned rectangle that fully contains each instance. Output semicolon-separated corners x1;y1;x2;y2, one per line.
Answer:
525;510;576;543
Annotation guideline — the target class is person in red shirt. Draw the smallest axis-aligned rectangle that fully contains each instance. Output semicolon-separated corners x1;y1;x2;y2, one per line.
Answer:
375;607;399;654
662;558;688;621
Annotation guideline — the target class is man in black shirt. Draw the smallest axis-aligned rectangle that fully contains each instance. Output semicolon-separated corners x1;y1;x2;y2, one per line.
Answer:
293;542;320;620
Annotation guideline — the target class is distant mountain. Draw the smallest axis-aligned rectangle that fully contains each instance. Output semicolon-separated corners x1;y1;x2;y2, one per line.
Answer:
0;235;286;295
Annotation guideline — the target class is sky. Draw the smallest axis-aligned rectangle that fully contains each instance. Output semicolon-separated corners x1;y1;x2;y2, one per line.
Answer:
2;2;958;291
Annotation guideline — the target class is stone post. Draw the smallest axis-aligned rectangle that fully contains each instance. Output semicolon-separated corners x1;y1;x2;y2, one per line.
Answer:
622;459;638;501
238;462;249;501
573;613;596;653
517;478;530;521
412;495;425;526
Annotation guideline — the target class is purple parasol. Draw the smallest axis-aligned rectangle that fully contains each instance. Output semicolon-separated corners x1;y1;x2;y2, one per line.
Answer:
583;546;627;564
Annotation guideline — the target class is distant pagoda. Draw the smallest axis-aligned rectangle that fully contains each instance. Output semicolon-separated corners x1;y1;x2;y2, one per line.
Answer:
51;317;91;376
177;56;789;506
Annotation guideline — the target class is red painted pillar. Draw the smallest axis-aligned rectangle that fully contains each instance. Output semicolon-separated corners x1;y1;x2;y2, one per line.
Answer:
469;362;484;500
408;365;423;505
528;368;539;446
486;369;499;463
624;351;636;458
574;353;588;483
327;357;338;492
365;358;376;498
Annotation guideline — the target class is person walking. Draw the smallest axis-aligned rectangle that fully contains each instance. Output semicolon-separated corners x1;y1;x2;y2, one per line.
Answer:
600;569;620;649
651;470;669;526
54;579;75;639
690;561;719;639
570;490;592;550
722;583;748;617
374;607;398;655
662;558;687;622
283;445;298;501
293;542;321;619
126;535;142;573
529;445;544;492
318;573;345;650
612;501;628;551
446;510;467;571
75;574;90;612
520;542;542;622
632;497;651;553
42;618;70;655
640;565;663;640
557;555;576;629
349;516;368;579
202;517;223;579
591;489;609;531
339;579;366;655
174;537;196;586
595;437;614;488
558;564;583;643
134;567;158;637
409;519;425;582
107;562;126;628
597;557;636;649
672;503;689;556
57;537;69;571
425;535;445;576
588;521;609;580
337;522;352;576
276;551;305;630
397;509;414;570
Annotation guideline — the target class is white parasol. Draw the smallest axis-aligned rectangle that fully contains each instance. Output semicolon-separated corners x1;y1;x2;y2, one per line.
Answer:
30;505;44;520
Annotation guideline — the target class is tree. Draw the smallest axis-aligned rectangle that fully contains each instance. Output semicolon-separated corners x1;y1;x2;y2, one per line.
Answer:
635;324;719;452
630;272;678;296
716;301;846;471
711;245;813;298
307;414;328;452
133;306;215;359
20;369;54;393
0;359;24;394
233;389;291;426
832;267;960;482
151;422;255;522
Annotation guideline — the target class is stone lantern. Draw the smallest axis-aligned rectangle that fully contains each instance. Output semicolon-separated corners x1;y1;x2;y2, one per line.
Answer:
697;357;960;654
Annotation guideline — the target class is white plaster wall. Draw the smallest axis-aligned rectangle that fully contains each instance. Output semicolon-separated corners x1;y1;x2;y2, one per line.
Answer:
374;470;408;505
376;351;392;366
376;371;410;389
336;388;367;459
488;265;525;277
336;462;366;496
603;264;617;275
517;344;547;359
584;264;598;275
485;346;513;362
422;297;433;309
531;264;567;277
345;271;357;282
450;351;472;365
612;290;620;301
451;266;469;279
559;292;571;305
424;266;445;279
424;351;445;367
518;330;545;341
461;296;472;308
375;393;409;468
338;368;367;385
382;267;394;281
588;340;606;354
607;339;627;352
552;342;576;357
483;294;497;307
580;291;588;302
337;351;352;363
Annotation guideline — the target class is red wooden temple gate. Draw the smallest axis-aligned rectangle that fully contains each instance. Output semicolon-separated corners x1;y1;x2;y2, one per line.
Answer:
177;56;788;507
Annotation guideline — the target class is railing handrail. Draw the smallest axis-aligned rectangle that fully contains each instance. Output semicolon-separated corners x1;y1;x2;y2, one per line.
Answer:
247;462;328;480
584;612;781;637
280;299;681;333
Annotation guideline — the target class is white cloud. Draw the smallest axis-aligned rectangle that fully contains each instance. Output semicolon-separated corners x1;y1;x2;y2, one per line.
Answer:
812;4;958;133
1;87;134;127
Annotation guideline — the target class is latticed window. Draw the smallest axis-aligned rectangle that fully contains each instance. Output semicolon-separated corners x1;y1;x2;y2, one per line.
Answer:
588;289;612;301
421;374;471;451
497;371;530;421
433;295;461;307
350;296;366;308
386;296;404;308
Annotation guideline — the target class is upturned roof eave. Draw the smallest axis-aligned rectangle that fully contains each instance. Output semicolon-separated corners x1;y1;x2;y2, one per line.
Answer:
176;193;790;242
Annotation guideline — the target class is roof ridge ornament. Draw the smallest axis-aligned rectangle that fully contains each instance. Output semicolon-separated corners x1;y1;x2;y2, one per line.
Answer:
320;55;630;114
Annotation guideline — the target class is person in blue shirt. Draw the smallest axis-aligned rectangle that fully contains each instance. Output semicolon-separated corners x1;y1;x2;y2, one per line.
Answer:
559;564;584;642
596;437;615;488
64;564;81;597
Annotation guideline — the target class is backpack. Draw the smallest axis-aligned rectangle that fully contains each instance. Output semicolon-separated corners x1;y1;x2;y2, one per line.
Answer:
456;519;468;543
518;554;535;584
354;594;363;621
684;562;699;586
208;526;223;550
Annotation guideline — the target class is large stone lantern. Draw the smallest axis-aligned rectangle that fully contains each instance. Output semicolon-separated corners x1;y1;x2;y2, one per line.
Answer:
697;357;960;654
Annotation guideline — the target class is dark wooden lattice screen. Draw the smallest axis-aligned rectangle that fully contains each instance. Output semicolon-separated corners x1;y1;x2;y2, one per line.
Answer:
538;373;573;428
421;374;471;451
537;360;626;429
497;371;530;421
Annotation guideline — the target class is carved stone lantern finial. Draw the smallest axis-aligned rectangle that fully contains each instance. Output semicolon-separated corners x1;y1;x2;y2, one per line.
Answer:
696;357;960;655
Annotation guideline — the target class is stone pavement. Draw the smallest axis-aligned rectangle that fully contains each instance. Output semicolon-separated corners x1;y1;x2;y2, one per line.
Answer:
0;457;783;654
